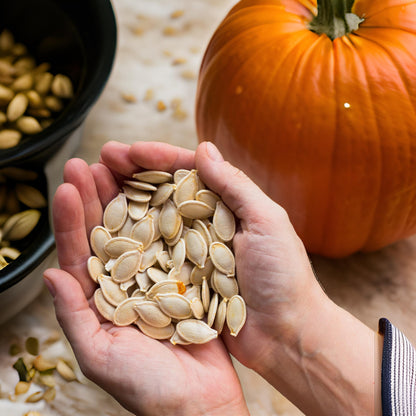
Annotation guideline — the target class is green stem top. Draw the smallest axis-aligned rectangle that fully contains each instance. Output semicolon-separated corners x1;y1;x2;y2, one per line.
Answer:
309;0;363;40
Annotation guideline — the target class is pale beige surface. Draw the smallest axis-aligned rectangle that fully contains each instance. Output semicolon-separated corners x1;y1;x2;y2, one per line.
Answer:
1;0;416;415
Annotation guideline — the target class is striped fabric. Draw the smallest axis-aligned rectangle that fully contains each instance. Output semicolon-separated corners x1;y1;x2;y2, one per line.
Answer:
379;318;416;415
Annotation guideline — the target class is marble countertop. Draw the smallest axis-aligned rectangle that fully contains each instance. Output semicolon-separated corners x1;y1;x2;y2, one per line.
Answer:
2;1;416;415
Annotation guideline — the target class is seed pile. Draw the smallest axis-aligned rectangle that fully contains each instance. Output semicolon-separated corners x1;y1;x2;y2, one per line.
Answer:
0;167;46;270
0;29;74;149
89;169;247;344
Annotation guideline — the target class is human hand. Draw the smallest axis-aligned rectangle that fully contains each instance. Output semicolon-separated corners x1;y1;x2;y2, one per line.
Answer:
43;142;250;416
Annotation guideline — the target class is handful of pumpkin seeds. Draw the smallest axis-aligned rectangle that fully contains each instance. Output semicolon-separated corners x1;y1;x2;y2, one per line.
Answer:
89;168;247;345
0;28;74;149
0;167;46;269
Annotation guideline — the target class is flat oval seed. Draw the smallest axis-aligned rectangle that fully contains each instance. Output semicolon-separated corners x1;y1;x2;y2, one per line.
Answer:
113;297;143;326
156;250;172;272
184;285;201;301
134;301;171;328
177;200;214;219
170;331;192;345
139;239;164;271
119;277;137;292
171;238;186;270
124;180;157;192
173;169;199;206
103;193;128;232
159;199;182;240
164;220;183;247
150;182;175;207
176;319;218;344
136;319;175;340
212;269;239;299
130;215;154;250
128;200;149;221
146;279;186;300
173;169;190;184
207;292;218;327
184;229;207;268
118;216;135;237
147;267;169;283
195;189;220;210
155;293;192;320
104;237;143;258
94;288;116;322
111;250;143;283
190;257;214;286
213;201;235;242
192;219;212;247
90;226;111;262
210;242;235;276
148;207;162;241
87;256;105;283
98;275;128;306
123;185;152;203
226;295;247;337
201;277;210;313
214;297;228;334
190;297;205;319
133;170;172;184
135;271;152;292
168;261;192;285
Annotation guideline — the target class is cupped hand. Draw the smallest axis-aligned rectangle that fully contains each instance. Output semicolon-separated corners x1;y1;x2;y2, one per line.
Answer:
43;142;250;416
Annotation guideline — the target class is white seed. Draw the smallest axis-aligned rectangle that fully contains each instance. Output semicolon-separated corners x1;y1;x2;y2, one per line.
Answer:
132;170;173;184
119;277;137;292
201;277;210;313
210;242;235;276
111;249;143;283
103;193;128;233
156;250;172;272
105;258;117;272
118;215;135;237
155;293;192;320
211;269;239;299
104;237;143;258
113;297;143;326
135;271;152;292
134;301;171;327
94;288;116;322
171;238;186;270
176;319;218;344
226;295;246;337
190;257;214;286
184;284;201;301
170;330;192;345
190;297;204;319
168;261;192;285
148;206;162;240
184;229;207;268
124;179;157;192
177;200;214;219
139;239;164;271
206;221;223;243
90;227;111;263
146;279;186;300
213;201;235;242
207;292;219;327
123;185;152;203
159;199;182;240
150;182;175;206
128;200;149;221
164;220;183;247
192;219;212;247
173;169;199;206
130;215;154;250
195;189;220;210
98;275;128;306
147;267;169;283
214;297;228;334
87;256;105;283
173;169;190;184
136;319;175;340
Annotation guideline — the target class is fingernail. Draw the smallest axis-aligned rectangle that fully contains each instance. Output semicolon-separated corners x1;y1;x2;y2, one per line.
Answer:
205;141;224;162
43;271;56;297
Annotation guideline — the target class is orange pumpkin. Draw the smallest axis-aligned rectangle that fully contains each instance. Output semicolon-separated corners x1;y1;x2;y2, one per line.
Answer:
196;0;416;257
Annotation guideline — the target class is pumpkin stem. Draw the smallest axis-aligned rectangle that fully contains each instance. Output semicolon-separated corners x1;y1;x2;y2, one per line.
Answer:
309;0;363;40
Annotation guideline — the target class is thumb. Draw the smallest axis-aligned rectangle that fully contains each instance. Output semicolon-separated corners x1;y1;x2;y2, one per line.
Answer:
195;141;276;221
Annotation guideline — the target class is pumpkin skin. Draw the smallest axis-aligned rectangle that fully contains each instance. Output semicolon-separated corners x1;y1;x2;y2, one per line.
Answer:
196;0;416;257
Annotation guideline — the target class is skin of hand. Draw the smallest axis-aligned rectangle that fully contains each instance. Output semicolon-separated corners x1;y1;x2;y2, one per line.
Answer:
44;140;382;416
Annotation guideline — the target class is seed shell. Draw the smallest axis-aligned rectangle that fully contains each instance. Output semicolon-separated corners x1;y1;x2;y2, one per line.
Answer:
134;300;171;327
136;319;175;340
177;200;214;219
155;293;192;320
176;319;218;344
213;201;235;242
207;292;218;327
114;297;144;326
111;249;143;283
104;237;143;258
184;229;207;268
94;288;116;322
210;242;235;276
103;193;128;233
211;269;239;299
87;256;105;283
226;295;247;337
132;170;172;184
214;297;228;334
98;275;128;306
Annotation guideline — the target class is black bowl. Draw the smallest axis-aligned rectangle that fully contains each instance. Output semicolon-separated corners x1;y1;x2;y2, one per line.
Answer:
0;0;117;322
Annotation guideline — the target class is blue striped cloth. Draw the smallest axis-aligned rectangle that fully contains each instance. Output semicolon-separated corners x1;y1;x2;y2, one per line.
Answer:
380;318;416;415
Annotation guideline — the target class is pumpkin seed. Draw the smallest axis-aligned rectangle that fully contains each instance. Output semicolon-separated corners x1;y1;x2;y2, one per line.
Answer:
139;239;163;271
150;182;175;206
201;277;210;313
146;279;186;300
195;189;220;210
156;250;172;272
226;295;246;337
130;215;154;250
170;330;192;345
87;256;105;283
192;219;212;247
124;179;157;192
207;292;219;327
7;92;28;121
111;249;143;283
16;116;42;135
113;297;143;326
184;229;207;268
213;201;235;242
104;236;143;258
190;257;214;286
134;300;171;328
184;284;201;301
135;271;152;292
2;209;40;240
132;170;172;184
168;261;192;285
173;169;199;206
98;275;128;306
56;359;77;381
171;237;186;270
177;200;214;219
15;381;30;395
136;319;175;340
123;185;152;203
128;200;149;221
155;293;192;320
173;169;190;184
103;193;128;232
211;268;239;299
159;199;182;240
94;288;116;322
176;319;217;344
210;242;235;276
119;277;137;292
190;297;204;319
214;297;228;334
147;267;169;283
25;391;44;403
148;206;162;240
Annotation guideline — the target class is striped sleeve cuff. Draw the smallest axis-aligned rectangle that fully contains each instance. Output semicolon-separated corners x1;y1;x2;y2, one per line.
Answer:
379;318;416;415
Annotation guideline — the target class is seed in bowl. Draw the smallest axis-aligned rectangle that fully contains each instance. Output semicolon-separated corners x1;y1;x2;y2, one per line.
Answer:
89;169;247;345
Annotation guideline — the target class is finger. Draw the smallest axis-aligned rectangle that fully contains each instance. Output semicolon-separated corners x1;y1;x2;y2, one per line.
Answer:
43;268;111;362
63;158;103;236
90;163;120;209
195;141;278;222
100;141;138;177
129;141;195;173
53;182;96;298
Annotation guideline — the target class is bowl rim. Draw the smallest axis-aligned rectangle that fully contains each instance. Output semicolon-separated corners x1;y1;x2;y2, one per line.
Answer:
0;0;117;167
